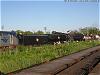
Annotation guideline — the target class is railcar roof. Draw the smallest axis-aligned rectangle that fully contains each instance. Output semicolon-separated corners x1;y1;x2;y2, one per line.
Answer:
22;34;67;36
0;31;16;35
23;34;49;36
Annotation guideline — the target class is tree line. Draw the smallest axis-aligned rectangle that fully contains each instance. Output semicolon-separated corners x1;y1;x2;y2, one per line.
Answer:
16;30;47;35
16;27;100;35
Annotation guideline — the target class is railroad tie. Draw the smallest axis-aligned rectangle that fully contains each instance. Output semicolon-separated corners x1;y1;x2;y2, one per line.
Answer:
77;56;100;75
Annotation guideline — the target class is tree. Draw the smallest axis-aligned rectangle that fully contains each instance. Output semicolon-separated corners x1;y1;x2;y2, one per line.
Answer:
79;27;90;35
46;31;50;34
79;27;99;35
34;30;44;34
88;27;99;35
16;30;24;34
24;31;33;35
96;29;100;35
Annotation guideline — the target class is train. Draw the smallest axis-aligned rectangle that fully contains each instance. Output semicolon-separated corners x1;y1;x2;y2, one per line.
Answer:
0;31;18;48
0;31;85;47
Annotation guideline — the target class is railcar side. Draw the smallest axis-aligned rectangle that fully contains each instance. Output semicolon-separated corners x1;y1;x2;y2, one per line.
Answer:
17;34;49;45
17;33;69;45
0;31;85;47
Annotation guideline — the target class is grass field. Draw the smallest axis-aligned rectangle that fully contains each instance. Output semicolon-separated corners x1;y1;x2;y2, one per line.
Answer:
0;40;100;74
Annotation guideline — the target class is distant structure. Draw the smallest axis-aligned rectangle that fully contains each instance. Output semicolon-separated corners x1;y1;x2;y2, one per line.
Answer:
44;27;47;34
0;26;1;31
1;25;4;31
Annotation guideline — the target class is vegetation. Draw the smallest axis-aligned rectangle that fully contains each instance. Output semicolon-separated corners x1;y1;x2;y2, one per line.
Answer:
16;27;100;35
16;30;45;35
34;30;44;34
79;27;100;35
0;40;100;74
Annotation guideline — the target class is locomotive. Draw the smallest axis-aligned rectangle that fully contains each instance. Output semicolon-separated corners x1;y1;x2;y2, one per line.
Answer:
0;31;84;47
0;31;18;48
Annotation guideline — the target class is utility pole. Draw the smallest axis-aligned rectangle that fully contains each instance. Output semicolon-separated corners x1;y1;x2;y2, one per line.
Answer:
44;27;47;34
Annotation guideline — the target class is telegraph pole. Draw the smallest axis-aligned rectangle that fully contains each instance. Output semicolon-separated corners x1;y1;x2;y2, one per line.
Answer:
44;27;47;34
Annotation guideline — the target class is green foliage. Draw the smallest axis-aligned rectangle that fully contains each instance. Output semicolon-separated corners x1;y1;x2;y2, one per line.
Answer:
16;30;33;35
24;31;33;35
16;30;45;35
16;30;24;34
80;27;100;35
0;41;100;74
34;30;44;34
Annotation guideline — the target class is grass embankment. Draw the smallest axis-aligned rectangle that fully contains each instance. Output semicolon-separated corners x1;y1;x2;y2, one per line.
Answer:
0;40;100;73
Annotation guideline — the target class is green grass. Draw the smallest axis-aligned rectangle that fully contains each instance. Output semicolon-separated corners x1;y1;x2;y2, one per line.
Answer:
0;40;100;74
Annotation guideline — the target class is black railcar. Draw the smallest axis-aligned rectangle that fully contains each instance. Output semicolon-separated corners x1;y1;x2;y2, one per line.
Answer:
72;33;84;41
17;31;69;46
48;34;68;43
18;34;49;45
52;31;70;41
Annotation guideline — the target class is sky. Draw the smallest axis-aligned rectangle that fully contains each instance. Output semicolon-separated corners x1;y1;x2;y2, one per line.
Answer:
0;0;99;32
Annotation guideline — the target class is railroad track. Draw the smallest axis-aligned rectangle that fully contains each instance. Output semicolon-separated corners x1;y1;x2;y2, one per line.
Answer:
2;46;100;75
